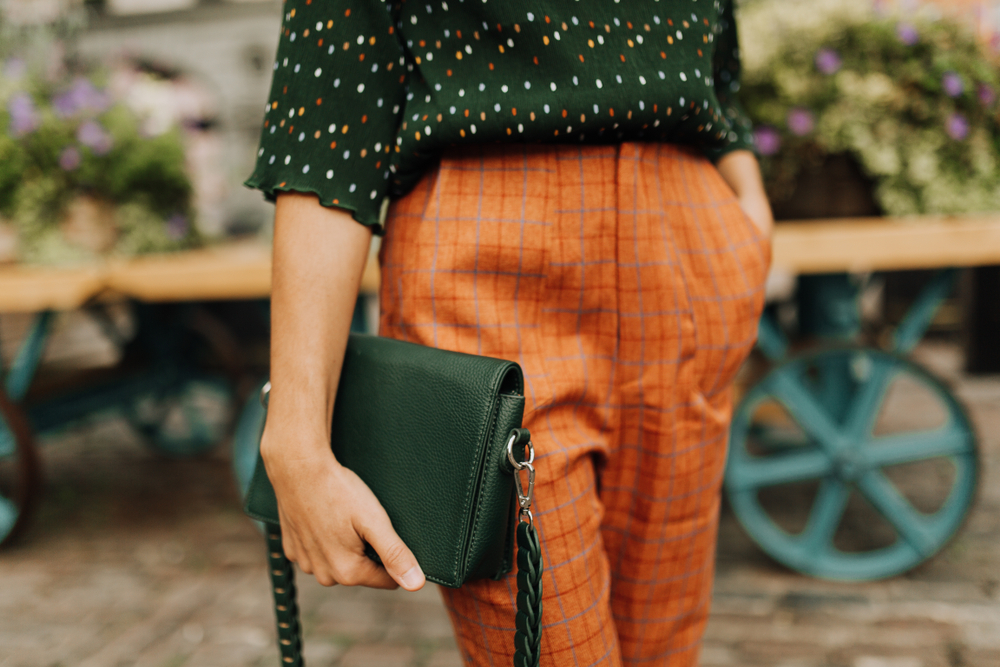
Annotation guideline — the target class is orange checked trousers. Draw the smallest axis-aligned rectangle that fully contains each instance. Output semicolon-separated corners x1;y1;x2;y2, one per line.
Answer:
379;143;770;666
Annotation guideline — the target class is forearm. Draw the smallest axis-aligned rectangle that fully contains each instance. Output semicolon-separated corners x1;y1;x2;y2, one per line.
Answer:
265;193;372;460
716;149;774;237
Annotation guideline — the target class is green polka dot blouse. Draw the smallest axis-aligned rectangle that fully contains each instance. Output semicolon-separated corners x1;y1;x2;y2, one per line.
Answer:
245;0;755;230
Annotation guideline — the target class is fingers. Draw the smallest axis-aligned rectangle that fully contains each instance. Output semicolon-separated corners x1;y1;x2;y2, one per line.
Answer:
357;512;426;591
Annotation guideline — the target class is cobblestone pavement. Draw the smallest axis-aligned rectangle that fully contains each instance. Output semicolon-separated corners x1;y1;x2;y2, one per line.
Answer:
0;344;997;667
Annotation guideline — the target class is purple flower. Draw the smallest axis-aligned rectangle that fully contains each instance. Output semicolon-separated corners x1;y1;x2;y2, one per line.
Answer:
59;146;82;171
77;120;113;155
815;48;842;75
897;22;919;46
7;92;40;137
942;72;964;98
946;113;969;141
166;214;189;240
754;126;782;156
2;58;26;81
787;108;815;137
53;78;111;118
979;84;997;107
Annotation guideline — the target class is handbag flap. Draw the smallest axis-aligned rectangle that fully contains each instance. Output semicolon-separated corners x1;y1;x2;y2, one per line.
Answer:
244;334;524;587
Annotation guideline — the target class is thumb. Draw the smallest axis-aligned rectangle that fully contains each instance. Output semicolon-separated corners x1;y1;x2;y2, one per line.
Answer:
359;512;426;591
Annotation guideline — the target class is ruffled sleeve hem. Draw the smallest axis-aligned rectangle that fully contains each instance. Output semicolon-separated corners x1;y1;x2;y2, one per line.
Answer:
244;175;388;235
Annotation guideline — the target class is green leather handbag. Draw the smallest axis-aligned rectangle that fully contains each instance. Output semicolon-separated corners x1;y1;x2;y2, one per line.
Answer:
243;334;542;667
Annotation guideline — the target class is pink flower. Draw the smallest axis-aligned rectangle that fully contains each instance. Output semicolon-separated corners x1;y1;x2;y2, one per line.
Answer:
787;108;815;137
754;126;782;156
942;72;964;98
945;113;969;141
59;146;81;170
815;49;842;75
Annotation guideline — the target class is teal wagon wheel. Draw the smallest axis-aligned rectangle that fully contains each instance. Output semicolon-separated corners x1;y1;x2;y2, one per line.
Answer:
127;374;235;458
725;347;978;580
0;389;41;546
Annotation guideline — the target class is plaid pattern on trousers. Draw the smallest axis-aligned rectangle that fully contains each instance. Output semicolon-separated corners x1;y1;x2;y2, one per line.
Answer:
378;143;770;666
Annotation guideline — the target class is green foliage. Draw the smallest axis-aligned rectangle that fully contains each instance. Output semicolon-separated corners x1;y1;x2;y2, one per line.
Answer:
1;27;199;264
742;12;1000;215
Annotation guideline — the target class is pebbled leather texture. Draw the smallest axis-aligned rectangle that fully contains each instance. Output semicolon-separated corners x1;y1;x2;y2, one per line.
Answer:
245;334;525;587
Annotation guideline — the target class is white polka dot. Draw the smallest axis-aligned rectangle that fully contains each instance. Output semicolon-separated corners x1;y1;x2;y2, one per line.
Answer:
314;68;322;77
377;98;383;107
479;83;486;91
654;15;661;24
435;83;442;90
494;103;501;112
372;64;379;73
639;76;646;85
527;11;534;20
553;32;560;40
357;35;364;45
326;170;334;179
676;30;683;39
289;109;294;118
370;190;378;199
695;69;701;77
524;81;531;89
639;100;645;110
375;142;382;151
459;89;465;97
298;132;305;141
357;83;365;93
518;123;524;132
616;75;622;84
258;148;264;156
316;22;323;30
294;64;300;73
550;82;556;91
328;45;335;54
349;183;357;192
544;104;550;113
284;155;291;165
636;35;643;44
411;14;417;23
334;78;341;88
573;76;579;85
597;35;604;45
426;52;434;61
572;16;579;24
679;72;687;81
470;124;477;133
465;44;473;54
270;126;276;134
329;124;336;133
269;155;276;164
501;84;508;93
290;32;296;42
343;150;350;159
506;38;514;47
425;126;432;135
680;97;686;105
596;79;603;89
659;71;666;79
593;104;599;113
302;165;310;174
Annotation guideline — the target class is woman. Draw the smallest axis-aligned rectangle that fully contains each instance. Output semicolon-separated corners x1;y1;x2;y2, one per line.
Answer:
247;1;772;664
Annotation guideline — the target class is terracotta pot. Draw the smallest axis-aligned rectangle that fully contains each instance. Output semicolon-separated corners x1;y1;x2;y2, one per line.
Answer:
59;196;118;254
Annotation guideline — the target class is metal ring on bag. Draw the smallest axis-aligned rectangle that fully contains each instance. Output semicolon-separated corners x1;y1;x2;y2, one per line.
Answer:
506;432;534;470
260;381;271;409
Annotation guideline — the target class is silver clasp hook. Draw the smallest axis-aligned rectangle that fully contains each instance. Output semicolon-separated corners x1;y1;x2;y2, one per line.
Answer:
506;433;535;524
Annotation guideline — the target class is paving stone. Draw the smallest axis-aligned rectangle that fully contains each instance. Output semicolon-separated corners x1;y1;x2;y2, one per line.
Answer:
337;643;415;667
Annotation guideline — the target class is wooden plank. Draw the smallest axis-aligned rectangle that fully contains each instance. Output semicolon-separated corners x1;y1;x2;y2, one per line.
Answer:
771;215;1000;274
104;242;273;302
0;264;106;313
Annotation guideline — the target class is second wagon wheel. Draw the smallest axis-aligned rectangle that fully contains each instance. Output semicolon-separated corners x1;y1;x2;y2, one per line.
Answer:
725;347;978;580
124;304;242;458
0;388;41;546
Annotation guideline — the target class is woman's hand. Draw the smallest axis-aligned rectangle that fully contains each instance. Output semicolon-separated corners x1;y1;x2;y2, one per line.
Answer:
261;428;425;590
716;149;775;238
266;192;425;591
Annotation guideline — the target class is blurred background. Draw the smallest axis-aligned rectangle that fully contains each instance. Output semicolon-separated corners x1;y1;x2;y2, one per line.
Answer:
0;0;999;666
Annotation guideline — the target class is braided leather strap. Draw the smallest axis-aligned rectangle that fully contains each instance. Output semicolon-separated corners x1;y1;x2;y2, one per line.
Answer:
513;521;543;667
265;525;305;666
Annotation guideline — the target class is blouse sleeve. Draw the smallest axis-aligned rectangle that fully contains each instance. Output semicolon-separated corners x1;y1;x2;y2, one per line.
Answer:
703;0;756;162
244;0;408;231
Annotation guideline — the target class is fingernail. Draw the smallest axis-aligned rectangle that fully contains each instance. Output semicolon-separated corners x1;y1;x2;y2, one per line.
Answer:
400;565;424;590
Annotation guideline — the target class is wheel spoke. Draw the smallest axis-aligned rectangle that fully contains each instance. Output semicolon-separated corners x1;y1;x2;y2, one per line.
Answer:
841;355;897;441
798;478;851;557
0;423;14;458
864;426;973;468
727;449;832;490
0;496;17;538
767;372;847;455
856;470;937;556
